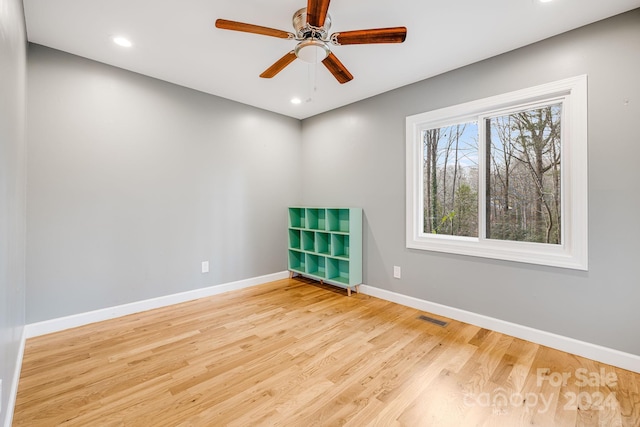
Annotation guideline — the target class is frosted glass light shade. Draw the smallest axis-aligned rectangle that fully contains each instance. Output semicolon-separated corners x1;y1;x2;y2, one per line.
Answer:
295;40;329;63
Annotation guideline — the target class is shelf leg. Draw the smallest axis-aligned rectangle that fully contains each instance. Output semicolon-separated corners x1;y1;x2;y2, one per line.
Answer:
347;287;352;297
320;280;324;285
355;285;360;294
289;271;294;279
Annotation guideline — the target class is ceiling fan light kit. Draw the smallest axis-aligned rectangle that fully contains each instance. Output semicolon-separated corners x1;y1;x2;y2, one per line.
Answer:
295;40;329;63
215;0;407;84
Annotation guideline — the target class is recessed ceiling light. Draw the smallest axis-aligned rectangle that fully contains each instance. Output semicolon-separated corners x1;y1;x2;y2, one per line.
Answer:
539;0;554;3
113;36;132;47
291;97;302;105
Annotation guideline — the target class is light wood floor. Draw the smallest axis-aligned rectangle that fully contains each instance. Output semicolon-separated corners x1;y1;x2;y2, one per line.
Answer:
13;278;640;426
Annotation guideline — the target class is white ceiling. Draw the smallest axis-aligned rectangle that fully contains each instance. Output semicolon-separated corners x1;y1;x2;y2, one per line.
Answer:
23;0;640;120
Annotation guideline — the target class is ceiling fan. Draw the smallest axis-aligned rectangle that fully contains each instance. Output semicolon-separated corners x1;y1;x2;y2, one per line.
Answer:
215;0;407;84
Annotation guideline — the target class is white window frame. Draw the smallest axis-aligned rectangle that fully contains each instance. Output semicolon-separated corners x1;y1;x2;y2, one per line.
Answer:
406;75;588;270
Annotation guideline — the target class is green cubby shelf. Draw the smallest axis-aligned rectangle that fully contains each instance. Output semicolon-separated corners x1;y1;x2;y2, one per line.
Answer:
316;232;331;255
331;234;349;259
288;250;305;273
327;258;350;285
301;230;315;252
287;207;362;296
306;254;326;279
328;208;350;233
289;229;301;250
289;207;306;228
306;208;326;231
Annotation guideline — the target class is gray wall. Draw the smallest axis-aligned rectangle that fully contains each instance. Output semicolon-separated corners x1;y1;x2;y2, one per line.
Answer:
301;9;640;356
26;45;302;323
0;0;27;422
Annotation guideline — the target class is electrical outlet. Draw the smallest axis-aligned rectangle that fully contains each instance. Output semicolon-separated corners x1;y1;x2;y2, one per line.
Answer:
201;261;209;273
393;266;401;279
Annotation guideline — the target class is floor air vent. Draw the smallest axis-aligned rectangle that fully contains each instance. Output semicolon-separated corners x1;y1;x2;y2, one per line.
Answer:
418;315;448;327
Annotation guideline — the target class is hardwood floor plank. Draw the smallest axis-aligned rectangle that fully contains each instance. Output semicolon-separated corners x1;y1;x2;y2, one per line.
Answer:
13;278;640;426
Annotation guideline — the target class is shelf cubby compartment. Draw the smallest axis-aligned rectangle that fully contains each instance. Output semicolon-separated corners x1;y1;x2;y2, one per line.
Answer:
306;208;326;231
288;229;301;250
331;234;349;259
316;232;331;255
327;209;350;233
301;230;315;252
306;254;326;279
327;258;350;285
288;250;305;273
289;207;306;228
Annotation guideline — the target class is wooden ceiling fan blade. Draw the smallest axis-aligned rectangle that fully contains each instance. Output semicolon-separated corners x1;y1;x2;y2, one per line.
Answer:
332;27;407;45
260;51;297;78
215;19;293;39
321;52;353;84
306;0;331;28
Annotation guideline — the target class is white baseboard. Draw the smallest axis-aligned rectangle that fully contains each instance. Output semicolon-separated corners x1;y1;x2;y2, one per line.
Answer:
25;271;289;339
360;284;640;374
2;327;25;427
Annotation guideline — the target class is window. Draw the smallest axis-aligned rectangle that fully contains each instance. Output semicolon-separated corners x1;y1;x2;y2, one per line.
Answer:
406;76;587;270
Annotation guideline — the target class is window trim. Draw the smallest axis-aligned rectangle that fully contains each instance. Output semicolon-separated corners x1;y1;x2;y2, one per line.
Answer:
405;75;588;270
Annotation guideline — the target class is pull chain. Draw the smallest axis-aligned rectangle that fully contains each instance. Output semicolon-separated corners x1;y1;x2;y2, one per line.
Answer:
306;62;317;103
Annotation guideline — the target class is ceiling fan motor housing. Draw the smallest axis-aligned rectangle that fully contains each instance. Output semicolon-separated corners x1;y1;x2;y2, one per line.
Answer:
293;8;331;40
